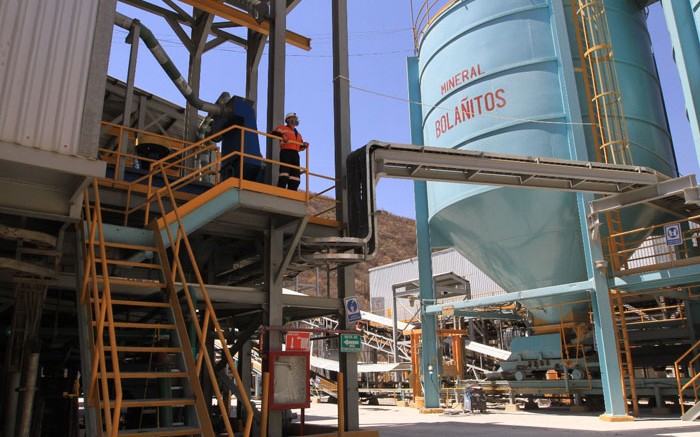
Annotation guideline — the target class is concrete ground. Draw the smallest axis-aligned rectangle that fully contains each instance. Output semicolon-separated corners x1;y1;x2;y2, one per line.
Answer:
298;402;700;436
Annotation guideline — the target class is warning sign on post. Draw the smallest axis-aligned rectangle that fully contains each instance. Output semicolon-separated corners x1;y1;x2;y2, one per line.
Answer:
285;331;311;351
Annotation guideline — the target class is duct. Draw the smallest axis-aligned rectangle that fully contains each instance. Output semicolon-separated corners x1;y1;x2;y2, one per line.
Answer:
113;13;223;115
345;142;377;257
16;349;40;437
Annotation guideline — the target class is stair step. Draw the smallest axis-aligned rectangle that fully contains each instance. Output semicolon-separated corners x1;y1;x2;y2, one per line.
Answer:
95;258;162;269
106;345;181;353
96;277;166;288
101;397;195;408
100;371;188;379
682;400;700;421
117;426;202;436
97;241;158;252
92;321;177;330
92;299;170;308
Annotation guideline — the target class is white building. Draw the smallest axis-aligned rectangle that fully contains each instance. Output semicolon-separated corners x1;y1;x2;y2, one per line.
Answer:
369;248;506;322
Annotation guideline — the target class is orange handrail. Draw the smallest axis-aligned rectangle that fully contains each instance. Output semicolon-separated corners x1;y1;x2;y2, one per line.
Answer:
98;121;339;226
675;338;700;414
602;215;700;276
81;180;124;436
152;161;254;436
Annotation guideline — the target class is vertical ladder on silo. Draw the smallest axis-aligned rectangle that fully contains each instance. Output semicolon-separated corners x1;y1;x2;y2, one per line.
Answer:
609;289;639;416
570;0;634;272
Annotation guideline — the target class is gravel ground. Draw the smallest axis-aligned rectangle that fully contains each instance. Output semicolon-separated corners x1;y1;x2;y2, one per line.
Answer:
297;401;700;436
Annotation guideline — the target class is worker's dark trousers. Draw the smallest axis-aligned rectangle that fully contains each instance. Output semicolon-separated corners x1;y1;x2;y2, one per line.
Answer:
278;149;300;190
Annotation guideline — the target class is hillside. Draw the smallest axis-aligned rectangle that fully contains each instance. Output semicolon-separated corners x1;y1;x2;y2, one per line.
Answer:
294;197;417;310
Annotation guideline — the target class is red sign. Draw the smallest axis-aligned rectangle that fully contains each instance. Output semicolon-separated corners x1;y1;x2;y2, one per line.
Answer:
285;331;311;351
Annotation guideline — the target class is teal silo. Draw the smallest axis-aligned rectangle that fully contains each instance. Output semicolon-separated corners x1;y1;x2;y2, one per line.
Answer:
415;0;676;324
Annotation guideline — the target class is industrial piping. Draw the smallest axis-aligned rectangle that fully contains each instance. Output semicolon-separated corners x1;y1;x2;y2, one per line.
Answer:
113;12;222;115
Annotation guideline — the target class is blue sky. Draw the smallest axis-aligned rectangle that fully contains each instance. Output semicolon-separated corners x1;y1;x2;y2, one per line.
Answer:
109;1;698;219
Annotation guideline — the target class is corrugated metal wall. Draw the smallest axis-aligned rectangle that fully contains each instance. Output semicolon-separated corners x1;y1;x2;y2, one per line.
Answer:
0;0;99;155
369;248;505;321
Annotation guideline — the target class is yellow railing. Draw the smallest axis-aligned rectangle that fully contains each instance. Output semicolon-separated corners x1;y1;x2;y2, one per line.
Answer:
98;121;339;226
80;179;123;436
620;303;684;326
150;158;254;436
602;216;700;276
411;0;456;51
675;338;700;414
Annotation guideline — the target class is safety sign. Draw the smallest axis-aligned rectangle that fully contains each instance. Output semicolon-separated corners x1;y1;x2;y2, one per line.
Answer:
664;223;682;246
344;297;362;324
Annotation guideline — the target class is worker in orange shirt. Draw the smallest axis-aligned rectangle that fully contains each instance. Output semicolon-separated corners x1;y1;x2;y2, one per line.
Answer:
272;112;308;190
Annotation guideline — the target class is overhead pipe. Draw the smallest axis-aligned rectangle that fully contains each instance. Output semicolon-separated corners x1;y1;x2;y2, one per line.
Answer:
114;13;223;115
16;348;40;437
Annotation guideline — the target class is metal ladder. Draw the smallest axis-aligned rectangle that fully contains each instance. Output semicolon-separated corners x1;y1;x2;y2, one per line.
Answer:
609;290;638;416
572;0;637;415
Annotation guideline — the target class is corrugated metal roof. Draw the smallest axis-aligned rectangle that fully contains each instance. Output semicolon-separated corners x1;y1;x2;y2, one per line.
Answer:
0;0;99;155
369;248;505;320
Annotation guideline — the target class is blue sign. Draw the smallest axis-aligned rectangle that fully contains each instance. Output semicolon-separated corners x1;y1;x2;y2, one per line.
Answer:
664;223;682;246
344;297;362;324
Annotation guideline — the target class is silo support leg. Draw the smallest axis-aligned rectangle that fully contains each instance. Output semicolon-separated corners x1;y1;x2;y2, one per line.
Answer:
590;280;633;421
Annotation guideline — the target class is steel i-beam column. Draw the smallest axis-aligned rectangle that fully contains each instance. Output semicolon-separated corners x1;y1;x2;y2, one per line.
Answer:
578;192;631;420
332;0;359;429
407;56;440;408
265;0;286;185
264;224;284;437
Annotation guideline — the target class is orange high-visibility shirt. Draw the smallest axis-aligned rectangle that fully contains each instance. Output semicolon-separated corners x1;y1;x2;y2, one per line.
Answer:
274;125;306;152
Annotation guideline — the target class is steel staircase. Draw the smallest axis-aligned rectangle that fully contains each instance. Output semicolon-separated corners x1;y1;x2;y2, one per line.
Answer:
80;172;254;436
675;337;700;420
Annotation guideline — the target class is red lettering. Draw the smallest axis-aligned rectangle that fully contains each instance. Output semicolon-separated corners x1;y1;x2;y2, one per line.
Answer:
435;119;442;138
473;95;483;114
439;64;487;95
496;88;507;107
485;92;496;111
460;97;471;120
